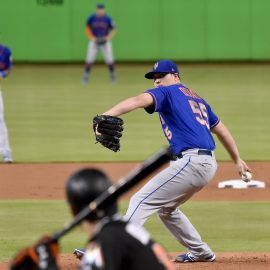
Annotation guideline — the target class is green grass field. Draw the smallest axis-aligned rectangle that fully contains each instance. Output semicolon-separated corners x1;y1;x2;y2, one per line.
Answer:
1;63;269;162
1;64;269;263
1;200;270;261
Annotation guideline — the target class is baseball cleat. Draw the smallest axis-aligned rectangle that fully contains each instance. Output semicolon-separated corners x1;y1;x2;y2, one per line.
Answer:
81;78;89;85
73;248;86;260
110;74;117;84
2;154;13;163
175;252;216;263
3;158;13;163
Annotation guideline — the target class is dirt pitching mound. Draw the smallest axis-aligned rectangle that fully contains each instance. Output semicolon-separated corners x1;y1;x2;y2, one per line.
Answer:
59;252;270;270
2;252;269;270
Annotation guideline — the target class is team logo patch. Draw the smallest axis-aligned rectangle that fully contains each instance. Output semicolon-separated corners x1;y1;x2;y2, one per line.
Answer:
154;62;159;70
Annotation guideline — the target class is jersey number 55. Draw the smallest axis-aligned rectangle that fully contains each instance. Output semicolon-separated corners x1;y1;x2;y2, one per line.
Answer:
188;100;210;129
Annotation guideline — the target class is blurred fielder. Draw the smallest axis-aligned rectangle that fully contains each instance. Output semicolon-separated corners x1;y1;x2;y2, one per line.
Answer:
81;3;117;84
0;44;13;163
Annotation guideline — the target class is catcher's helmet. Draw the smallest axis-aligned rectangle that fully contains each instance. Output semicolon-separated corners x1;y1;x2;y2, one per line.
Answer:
65;168;117;221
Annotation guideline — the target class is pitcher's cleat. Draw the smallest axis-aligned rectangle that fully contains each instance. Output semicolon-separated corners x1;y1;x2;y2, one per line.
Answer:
175;252;216;263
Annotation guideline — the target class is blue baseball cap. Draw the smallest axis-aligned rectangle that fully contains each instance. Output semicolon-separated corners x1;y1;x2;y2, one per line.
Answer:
145;60;180;79
96;3;105;9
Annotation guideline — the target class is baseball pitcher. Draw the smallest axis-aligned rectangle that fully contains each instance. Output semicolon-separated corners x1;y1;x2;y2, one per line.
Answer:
92;60;252;263
0;44;13;163
81;3;116;84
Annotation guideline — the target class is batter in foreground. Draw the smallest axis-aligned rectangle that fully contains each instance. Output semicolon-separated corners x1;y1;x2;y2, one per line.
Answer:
98;60;252;263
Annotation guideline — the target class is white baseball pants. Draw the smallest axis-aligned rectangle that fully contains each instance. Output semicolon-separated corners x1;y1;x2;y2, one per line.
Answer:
0;89;12;156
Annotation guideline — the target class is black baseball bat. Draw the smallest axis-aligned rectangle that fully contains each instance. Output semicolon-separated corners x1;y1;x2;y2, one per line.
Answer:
51;147;170;241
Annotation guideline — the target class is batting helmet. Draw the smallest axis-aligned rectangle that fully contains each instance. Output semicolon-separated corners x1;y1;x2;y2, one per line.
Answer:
65;168;117;221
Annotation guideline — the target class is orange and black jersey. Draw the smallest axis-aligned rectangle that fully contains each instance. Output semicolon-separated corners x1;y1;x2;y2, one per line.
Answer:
79;215;173;270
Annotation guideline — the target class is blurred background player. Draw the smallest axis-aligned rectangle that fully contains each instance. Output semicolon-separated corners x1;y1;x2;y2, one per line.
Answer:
0;44;13;163
10;168;175;270
81;3;117;85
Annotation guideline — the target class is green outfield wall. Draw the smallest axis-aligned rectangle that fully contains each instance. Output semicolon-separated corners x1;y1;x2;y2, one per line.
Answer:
1;0;270;61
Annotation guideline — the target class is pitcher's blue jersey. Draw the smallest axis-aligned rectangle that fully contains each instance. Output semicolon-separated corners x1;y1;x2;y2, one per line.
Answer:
0;45;12;71
145;84;220;155
87;15;115;38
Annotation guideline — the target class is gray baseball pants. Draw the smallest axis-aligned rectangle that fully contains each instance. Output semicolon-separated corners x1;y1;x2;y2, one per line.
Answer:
125;149;217;257
86;41;114;64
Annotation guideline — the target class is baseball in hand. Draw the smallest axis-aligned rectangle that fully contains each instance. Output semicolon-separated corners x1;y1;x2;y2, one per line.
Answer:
241;171;252;182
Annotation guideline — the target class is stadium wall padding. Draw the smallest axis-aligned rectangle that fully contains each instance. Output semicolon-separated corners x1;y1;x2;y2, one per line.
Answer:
1;0;270;61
